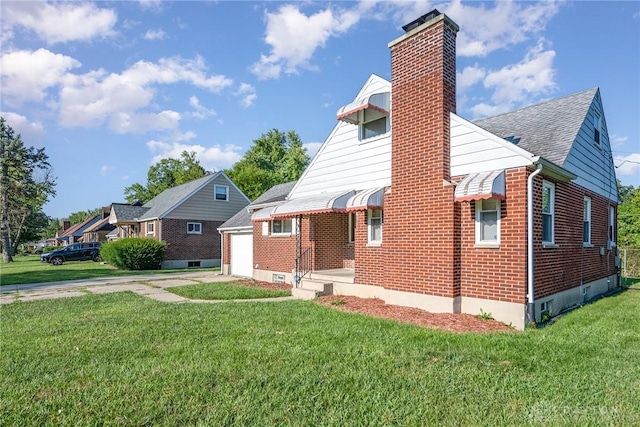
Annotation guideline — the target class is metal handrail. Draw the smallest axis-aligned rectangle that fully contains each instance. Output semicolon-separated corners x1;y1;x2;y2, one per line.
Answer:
295;247;312;287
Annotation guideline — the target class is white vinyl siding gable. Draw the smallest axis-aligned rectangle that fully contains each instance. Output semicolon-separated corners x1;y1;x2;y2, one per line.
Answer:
450;113;535;177
289;75;392;199
168;175;249;221
562;92;618;203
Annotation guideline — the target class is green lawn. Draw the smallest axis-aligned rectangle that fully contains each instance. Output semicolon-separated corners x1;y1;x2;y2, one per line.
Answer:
166;281;291;300
1;289;639;425
0;255;218;286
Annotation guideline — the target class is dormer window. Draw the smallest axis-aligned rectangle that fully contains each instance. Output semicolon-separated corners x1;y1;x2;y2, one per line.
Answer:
336;92;390;141
593;114;601;145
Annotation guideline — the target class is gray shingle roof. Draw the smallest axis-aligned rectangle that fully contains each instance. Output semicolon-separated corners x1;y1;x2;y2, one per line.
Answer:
473;88;597;165
139;173;218;220
250;181;296;206
218;207;252;230
111;204;150;222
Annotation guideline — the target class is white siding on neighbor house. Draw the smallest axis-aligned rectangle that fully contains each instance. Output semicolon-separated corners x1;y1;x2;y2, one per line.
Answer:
450;113;535;177
562;94;619;203
289;75;392;199
168;175;250;221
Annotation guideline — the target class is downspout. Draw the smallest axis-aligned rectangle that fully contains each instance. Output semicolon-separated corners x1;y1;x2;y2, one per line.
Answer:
527;164;543;325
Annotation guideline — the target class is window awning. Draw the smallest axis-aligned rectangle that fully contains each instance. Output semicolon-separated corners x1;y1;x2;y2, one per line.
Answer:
271;190;355;218
346;187;385;211
454;170;506;202
251;206;275;221
336;92;390;124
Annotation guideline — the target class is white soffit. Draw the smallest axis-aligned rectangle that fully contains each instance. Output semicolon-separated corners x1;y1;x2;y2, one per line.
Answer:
346;187;385;211
271;191;355;217
454;170;506;202
336;92;390;124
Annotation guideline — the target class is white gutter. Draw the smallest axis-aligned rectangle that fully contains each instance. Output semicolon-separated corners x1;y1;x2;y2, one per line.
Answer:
527;164;543;324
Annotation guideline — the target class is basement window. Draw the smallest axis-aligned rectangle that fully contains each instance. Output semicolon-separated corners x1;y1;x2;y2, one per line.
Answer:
272;274;286;283
187;261;201;268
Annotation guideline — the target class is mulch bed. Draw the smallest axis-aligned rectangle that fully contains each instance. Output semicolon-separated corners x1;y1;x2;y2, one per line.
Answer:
247;279;514;333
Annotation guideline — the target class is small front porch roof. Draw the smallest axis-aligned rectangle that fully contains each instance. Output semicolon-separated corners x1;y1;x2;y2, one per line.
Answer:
271;190;355;218
454;170;506;202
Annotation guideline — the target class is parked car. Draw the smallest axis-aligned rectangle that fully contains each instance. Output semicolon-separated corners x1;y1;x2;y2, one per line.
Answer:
40;242;102;265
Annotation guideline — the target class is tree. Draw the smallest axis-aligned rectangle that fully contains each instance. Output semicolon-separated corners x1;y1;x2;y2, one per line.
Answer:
68;208;102;226
618;180;640;247
124;151;206;204
0;117;56;262
225;129;309;200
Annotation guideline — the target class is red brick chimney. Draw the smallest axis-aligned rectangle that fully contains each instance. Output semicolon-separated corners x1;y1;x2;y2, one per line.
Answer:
63;220;71;230
383;11;461;306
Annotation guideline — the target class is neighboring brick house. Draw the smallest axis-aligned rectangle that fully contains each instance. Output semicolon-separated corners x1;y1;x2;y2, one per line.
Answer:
82;207;115;242
109;172;250;269
56;215;102;246
234;10;619;329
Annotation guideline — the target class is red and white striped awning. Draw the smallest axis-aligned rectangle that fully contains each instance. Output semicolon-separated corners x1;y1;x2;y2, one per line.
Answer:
454;170;506;202
336;92;390;124
270;191;355;218
346;187;385;211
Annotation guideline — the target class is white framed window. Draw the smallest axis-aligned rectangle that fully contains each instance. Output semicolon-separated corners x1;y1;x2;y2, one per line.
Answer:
475;199;500;245
542;181;555;244
368;209;382;245
271;219;292;235
609;205;616;247
214;185;229;201
359;110;389;141
187;222;202;234
593;113;601;145
583;196;591;245
146;222;155;235
348;212;356;243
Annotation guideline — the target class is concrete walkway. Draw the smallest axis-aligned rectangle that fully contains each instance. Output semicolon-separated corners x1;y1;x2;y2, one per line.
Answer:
0;272;296;305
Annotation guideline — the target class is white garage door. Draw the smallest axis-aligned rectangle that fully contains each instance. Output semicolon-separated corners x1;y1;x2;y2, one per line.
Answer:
230;233;253;277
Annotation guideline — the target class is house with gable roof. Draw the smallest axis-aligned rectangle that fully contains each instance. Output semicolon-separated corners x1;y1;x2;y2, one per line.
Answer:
109;171;250;269
223;10;619;329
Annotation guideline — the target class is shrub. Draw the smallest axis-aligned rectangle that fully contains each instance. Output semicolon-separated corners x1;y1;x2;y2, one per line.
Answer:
100;238;167;270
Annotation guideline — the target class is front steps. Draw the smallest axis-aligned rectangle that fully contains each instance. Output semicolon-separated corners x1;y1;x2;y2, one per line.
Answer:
291;269;355;300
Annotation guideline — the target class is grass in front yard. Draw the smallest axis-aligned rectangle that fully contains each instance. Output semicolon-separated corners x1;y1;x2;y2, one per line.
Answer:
166;281;291;300
0;255;217;286
2;288;639;425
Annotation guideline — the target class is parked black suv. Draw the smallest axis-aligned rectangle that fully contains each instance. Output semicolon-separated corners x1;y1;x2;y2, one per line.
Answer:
41;242;102;265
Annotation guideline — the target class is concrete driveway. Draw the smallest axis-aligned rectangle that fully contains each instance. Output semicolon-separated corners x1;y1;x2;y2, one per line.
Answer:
0;272;295;305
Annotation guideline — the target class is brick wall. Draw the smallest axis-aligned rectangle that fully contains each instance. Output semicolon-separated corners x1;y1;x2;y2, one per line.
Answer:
383;16;459;297
457;168;528;303
532;176;617;299
253;219;303;273
160;218;223;260
310;213;353;270
354;210;386;286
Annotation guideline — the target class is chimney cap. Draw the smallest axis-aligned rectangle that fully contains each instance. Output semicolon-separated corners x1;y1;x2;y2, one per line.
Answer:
402;9;441;32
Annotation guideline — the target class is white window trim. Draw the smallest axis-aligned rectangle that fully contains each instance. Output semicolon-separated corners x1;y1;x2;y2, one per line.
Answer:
146;222;155;236
583;196;592;247
475;199;500;248
271;219;293;236
348;212;356;244
187;222;202;234
214;184;229;202
608;205;616;248
542;181;555;245
367;209;382;246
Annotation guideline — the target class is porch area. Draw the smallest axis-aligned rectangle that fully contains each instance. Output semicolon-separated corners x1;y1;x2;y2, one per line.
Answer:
292;268;355;300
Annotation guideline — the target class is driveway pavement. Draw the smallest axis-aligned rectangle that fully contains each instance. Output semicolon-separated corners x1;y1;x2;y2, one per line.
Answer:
0;272;296;305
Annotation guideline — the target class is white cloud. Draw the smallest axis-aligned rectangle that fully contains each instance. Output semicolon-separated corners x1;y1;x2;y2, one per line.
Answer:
146;140;243;171
1;2;117;44
457;65;486;91
58;56;233;132
143;29;166;40
615;153;640;177
236;83;257;108
0;112;45;144
100;165;114;176
611;135;629;147
303;142;323;159
251;4;361;79
188;96;217;120
0;49;81;106
469;42;557;118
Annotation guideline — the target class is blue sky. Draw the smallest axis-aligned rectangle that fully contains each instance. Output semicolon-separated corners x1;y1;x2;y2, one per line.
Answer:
1;1;639;219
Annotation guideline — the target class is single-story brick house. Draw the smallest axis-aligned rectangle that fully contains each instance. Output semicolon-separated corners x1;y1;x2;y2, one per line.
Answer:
109;171;250;269
219;10;619;329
